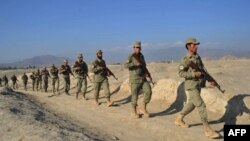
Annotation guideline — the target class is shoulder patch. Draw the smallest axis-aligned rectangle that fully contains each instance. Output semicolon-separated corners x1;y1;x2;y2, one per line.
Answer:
179;65;184;70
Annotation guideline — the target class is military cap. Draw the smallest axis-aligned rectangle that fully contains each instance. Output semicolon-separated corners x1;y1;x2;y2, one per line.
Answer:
78;53;83;58
96;50;103;54
186;38;200;45
133;41;141;48
64;59;68;63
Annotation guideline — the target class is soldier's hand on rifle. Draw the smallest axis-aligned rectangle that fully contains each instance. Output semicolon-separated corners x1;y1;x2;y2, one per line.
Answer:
135;62;141;66
195;71;203;78
209;81;217;86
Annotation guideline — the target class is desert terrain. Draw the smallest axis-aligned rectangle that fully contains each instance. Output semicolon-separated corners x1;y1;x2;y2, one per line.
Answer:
1;58;250;141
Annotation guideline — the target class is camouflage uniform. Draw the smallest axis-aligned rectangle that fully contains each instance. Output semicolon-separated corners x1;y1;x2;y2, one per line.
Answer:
73;54;88;99
175;38;220;138
91;50;113;106
3;75;8;87
50;65;60;94
29;72;36;91
59;60;74;95
0;78;2;87
124;41;152;118
41;68;50;92
178;53;207;122
35;69;42;91
10;75;18;89
21;73;28;91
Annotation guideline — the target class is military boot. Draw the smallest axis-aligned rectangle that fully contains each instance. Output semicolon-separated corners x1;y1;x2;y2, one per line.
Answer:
203;123;220;138
106;98;114;107
131;106;139;119
76;92;79;99
175;114;189;128
140;103;150;118
95;98;100;106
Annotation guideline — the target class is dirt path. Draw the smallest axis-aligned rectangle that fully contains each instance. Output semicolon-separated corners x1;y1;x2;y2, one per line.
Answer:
13;87;226;141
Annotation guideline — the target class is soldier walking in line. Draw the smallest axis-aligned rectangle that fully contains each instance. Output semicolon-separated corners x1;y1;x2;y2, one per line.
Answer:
50;64;60;94
21;73;28;91
11;74;18;89
59;60;74;95
73;53;89;100
175;38;220;138
30;71;36;91
35;69;42;91
0;77;2;87
91;50;114;107
3;75;9;87
41;67;50;92
124;41;152;118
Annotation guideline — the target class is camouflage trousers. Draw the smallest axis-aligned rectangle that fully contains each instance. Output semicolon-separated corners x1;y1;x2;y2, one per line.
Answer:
31;80;35;91
43;79;48;92
180;89;208;123
130;81;152;107
94;78;110;99
63;75;70;93
52;77;59;93
23;81;27;90
76;77;87;96
12;82;18;89
35;79;42;91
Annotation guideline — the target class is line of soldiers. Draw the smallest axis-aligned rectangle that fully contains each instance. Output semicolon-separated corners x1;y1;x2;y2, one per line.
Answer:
0;38;221;139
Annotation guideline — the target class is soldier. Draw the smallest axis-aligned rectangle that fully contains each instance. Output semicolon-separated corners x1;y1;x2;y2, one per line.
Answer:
59;60;74;95
21;73;28;91
30;71;36;91
0;77;2;87
3;75;8;87
124;41;152;118
91;50;114;107
50;64;60;94
35;69;42;91
10;74;18;89
175;38;220;138
73;53;89;99
41;67;50;92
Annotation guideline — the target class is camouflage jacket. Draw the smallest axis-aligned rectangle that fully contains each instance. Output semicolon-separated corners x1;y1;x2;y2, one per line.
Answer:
124;53;149;83
41;69;50;80
179;53;204;90
3;76;8;82
34;71;42;81
21;75;28;82
11;75;18;82
73;61;88;78
50;67;59;79
29;74;36;81
59;65;73;77
91;58;108;82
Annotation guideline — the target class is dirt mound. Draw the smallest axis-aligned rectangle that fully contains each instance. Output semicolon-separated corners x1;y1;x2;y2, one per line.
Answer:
220;55;239;60
0;88;110;141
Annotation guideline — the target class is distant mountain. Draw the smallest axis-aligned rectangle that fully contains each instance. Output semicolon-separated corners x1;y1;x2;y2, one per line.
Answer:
0;55;72;68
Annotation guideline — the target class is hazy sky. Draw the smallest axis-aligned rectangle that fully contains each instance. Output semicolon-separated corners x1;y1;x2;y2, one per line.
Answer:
1;0;250;63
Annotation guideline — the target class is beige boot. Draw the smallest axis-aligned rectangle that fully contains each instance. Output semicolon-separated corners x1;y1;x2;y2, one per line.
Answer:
95;98;100;106
175;114;189;128
106;98;114;107
203;123;220;138
131;106;139;119
140;103;150;118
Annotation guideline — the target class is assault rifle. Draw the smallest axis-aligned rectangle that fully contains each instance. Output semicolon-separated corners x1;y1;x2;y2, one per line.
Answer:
95;61;118;80
74;61;92;82
132;53;155;86
188;61;225;93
